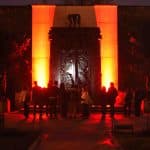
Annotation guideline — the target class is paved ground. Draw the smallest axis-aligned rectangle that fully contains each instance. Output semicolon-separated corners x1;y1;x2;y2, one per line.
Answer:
1;112;150;150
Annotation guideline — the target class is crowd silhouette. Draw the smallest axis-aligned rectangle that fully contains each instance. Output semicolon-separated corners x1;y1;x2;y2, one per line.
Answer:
23;81;147;119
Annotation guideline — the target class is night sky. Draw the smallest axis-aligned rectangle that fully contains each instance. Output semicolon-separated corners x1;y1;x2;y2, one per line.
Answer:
0;0;150;6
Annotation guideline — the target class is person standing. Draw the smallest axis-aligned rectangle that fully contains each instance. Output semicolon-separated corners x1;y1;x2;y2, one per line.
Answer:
59;82;69;119
68;85;80;119
134;88;146;117
24;87;31;119
124;88;133;116
48;81;60;119
107;82;118;117
32;81;41;117
81;85;93;119
100;86;108;117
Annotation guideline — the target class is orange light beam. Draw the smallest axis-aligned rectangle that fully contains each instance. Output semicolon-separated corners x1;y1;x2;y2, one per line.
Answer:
95;5;118;89
32;5;55;87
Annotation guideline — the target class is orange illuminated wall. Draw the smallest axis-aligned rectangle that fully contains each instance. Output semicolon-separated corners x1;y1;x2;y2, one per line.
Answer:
32;5;55;87
94;6;118;89
32;5;118;89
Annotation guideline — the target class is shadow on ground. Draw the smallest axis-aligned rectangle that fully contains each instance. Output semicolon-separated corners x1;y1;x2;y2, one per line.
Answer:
0;128;40;150
115;131;150;150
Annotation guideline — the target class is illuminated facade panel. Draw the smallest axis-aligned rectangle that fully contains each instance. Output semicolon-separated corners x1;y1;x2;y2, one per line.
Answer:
95;5;118;89
32;5;55;87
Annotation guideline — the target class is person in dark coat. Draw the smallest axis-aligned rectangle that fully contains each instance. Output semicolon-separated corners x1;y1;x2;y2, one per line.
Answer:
48;80;60;119
59;82;69;119
24;88;31;119
100;86;108;117
107;82;118;117
81;85;92;119
134;88;146;117
124;88;133;116
32;81;41;117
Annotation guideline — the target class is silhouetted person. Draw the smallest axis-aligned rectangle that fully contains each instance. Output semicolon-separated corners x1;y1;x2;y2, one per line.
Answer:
107;82;118;117
81;85;92;119
48;81;59;119
69;85;80;119
24;88;31;119
59;82;69;119
32;81;41;117
134;88;146;117
100;86;108;117
41;87;49;116
124;88;133;116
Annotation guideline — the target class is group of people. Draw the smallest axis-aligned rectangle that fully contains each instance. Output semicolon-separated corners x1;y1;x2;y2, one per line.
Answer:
99;82;146;118
24;80;93;119
99;82;118;118
124;87;146;117
23;80;147;119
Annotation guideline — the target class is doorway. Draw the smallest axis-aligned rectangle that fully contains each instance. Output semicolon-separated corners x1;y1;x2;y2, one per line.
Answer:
49;27;101;102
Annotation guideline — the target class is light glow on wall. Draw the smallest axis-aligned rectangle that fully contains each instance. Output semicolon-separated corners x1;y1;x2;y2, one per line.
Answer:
32;5;118;89
67;63;74;76
32;5;55;87
94;6;118;89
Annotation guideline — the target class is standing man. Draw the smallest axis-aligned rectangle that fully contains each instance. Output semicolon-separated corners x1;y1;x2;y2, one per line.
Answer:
124;88;133;116
100;86;108;117
48;81;60;119
32;81;41;117
134;88;146;117
107;82;118;117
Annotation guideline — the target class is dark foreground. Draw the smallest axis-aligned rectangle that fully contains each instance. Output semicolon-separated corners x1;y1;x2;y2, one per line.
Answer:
0;112;150;150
